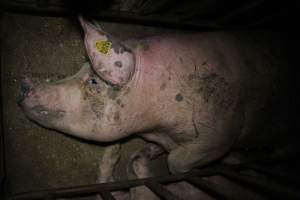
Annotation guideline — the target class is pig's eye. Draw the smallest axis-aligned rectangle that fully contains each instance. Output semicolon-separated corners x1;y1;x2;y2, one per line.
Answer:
89;78;98;85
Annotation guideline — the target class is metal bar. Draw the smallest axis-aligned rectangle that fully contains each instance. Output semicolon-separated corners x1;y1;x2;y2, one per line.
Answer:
220;168;300;199
144;180;182;200
215;0;265;24
99;191;116;200
0;1;261;30
10;167;218;200
43;195;54;200
0;1;216;29
187;177;240;200
246;163;300;185
0;18;6;198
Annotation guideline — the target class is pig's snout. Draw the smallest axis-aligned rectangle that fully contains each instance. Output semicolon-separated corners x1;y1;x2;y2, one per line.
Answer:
18;79;34;103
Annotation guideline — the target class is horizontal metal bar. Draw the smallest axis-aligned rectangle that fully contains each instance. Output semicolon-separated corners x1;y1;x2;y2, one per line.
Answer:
220;168;300;199
99;191;116;200
43;195;54;200
11;163;299;200
0;1;216;29
10;167;218;200
0;1;264;30
144;180;182;200
215;0;265;24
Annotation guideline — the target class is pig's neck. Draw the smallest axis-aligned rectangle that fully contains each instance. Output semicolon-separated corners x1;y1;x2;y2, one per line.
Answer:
95;87;150;142
102;47;158;139
116;45;164;134
93;40;189;142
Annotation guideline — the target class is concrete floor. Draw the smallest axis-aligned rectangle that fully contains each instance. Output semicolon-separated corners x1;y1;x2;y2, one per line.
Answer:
1;12;171;195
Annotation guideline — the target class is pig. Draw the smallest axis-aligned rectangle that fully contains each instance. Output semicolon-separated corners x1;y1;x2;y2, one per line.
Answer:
18;16;282;199
76;16;280;172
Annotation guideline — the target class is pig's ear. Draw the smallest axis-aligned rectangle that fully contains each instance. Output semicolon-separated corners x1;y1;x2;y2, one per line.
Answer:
79;16;135;87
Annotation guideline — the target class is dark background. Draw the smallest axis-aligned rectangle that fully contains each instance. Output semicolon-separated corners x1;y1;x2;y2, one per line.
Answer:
0;0;298;199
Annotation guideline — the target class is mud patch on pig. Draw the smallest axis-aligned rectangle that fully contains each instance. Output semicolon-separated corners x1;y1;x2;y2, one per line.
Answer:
83;91;105;120
116;99;122;105
82;81;106;120
123;87;131;96
114;61;123;68
160;83;167;91
113;112;120;121
211;50;230;72
175;93;183;102
139;41;150;51
116;99;125;108
107;87;119;100
90;101;104;119
197;72;236;112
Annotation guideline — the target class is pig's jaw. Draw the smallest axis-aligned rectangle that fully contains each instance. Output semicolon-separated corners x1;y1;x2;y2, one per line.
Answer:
20;102;67;130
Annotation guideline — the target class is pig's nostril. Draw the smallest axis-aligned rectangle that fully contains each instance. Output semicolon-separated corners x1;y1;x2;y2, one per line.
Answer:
20;79;33;95
19;79;34;102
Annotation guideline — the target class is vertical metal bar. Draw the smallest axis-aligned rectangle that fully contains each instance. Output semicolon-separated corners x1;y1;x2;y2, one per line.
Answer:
0;15;6;198
220;168;300;199
144;180;182;200
99;191;116;200
187;177;240;200
246;164;300;185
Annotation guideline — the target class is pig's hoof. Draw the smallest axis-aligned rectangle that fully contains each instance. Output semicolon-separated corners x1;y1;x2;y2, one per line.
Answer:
127;143;165;179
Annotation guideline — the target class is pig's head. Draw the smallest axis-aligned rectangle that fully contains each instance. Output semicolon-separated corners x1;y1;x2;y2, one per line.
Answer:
18;63;133;141
18;17;142;141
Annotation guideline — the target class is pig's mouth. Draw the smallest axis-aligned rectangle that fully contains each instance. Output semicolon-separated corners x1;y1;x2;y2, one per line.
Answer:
31;105;66;118
21;104;66;129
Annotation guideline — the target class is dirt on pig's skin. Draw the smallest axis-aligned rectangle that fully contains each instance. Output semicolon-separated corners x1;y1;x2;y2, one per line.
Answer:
1;12;171;194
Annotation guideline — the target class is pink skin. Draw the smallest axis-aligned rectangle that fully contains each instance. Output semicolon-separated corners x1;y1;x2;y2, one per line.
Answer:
79;16;135;87
20;17;277;199
77;18;276;174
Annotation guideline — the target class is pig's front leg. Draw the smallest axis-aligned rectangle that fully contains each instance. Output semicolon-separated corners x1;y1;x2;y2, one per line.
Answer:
128;143;212;200
127;143;165;200
97;144;129;200
98;144;121;183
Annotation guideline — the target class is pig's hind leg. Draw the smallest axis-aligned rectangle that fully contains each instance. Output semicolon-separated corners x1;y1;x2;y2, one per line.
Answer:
167;126;234;173
168;92;242;174
127;143;165;200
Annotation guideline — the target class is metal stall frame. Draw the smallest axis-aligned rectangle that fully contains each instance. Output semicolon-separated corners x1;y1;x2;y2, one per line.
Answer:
0;10;7;199
9;163;300;200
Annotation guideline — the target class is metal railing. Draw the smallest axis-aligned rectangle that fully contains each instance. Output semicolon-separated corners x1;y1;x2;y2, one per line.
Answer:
9;163;300;200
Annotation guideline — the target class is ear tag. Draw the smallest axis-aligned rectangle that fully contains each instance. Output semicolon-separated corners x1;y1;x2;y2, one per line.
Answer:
95;40;112;54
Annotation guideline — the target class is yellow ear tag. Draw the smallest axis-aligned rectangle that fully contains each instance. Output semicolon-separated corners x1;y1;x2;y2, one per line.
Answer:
95;40;112;54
